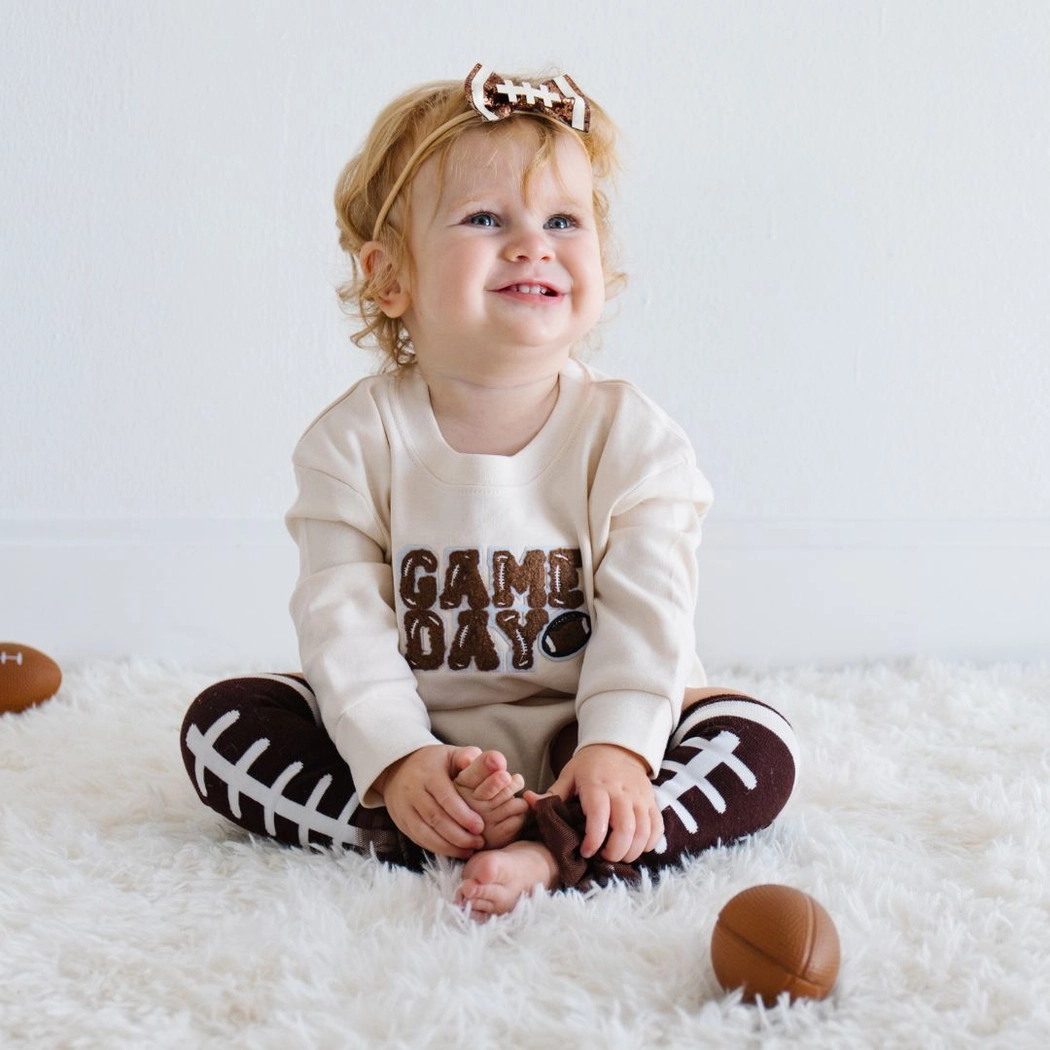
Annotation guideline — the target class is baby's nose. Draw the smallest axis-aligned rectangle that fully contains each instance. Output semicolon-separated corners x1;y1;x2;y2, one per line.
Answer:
506;227;554;261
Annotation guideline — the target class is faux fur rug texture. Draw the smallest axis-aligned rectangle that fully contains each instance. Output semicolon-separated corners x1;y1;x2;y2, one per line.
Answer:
1;660;1048;1049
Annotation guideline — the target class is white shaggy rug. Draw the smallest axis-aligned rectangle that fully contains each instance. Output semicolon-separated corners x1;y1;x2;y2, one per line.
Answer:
2;660;1049;1049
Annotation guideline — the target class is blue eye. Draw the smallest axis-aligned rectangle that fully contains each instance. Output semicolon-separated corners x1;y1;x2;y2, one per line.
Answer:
545;214;577;231
466;212;498;227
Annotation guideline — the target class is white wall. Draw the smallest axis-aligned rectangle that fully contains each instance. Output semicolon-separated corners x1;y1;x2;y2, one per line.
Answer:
2;0;1048;670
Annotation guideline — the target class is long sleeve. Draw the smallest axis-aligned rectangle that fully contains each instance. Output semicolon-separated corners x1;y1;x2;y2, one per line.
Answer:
573;397;713;775
285;389;441;806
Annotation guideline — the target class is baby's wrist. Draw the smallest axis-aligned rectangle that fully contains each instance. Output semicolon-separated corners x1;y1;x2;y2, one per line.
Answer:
577;741;649;768
372;748;418;796
370;761;397;797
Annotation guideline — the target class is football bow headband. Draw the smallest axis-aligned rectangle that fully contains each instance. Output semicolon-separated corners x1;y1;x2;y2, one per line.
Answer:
371;64;591;241
467;64;590;132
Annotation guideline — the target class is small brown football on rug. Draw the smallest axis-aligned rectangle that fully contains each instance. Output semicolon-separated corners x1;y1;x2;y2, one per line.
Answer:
0;643;62;714
711;884;841;1004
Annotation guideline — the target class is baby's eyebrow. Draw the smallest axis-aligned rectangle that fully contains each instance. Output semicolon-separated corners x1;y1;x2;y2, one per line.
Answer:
440;187;592;217
547;196;591;212
445;196;494;212
536;182;593;210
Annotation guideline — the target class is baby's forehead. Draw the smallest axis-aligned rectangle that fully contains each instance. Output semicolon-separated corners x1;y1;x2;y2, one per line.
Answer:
424;125;592;205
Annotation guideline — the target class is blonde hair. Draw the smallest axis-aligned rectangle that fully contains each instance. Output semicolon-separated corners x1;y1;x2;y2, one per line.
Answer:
334;75;624;371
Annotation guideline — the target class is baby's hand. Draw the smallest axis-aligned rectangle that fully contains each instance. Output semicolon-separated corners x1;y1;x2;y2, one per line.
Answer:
534;743;663;864
454;750;528;849
375;745;486;858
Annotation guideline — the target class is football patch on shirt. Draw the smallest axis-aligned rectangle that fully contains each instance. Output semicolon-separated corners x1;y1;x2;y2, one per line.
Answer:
540;611;592;660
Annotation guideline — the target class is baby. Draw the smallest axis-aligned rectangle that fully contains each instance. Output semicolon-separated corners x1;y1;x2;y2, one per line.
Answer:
180;66;799;918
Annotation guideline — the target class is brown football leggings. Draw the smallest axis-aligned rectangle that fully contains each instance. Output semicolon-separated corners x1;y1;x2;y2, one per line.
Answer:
180;674;798;887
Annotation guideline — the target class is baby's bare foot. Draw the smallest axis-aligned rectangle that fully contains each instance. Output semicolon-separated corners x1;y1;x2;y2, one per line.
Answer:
454;750;528;849
455;841;560;919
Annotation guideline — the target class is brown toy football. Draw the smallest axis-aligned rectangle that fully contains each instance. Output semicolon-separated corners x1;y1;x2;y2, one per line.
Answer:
711;884;840;1005
0;643;62;714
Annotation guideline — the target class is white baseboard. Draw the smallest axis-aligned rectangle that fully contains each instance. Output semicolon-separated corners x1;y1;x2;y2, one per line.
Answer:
0;519;301;671
2;518;1047;671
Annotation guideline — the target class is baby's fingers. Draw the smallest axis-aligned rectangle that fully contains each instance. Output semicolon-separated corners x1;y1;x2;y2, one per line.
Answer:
406;807;478;859
645;805;664;854
473;769;524;804
608;799;662;863
617;811;651;864
428;783;485;844
486;798;530;842
579;791;611;859
599;797;638;863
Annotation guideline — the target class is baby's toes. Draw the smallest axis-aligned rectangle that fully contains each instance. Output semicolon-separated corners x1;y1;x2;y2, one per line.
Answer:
483;804;529;848
453;750;506;791
473;769;517;802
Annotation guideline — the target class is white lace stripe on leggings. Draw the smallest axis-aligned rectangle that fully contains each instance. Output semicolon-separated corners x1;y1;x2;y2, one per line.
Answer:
184;710;393;852
650;698;799;856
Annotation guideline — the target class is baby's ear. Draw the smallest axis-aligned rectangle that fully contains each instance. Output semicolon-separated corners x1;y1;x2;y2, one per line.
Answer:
360;241;410;318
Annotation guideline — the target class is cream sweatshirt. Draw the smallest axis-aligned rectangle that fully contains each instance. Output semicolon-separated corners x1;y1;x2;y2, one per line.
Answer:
286;359;713;804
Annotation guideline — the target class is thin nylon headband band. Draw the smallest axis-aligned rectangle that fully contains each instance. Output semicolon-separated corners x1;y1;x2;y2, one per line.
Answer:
370;112;476;242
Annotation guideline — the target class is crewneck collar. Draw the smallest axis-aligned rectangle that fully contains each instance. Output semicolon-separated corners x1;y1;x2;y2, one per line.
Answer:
393;359;590;487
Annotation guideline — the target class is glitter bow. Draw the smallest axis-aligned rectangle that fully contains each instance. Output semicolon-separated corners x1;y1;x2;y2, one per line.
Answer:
465;63;590;133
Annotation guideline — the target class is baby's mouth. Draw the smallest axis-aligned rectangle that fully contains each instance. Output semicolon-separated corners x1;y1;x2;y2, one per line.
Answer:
499;283;560;297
